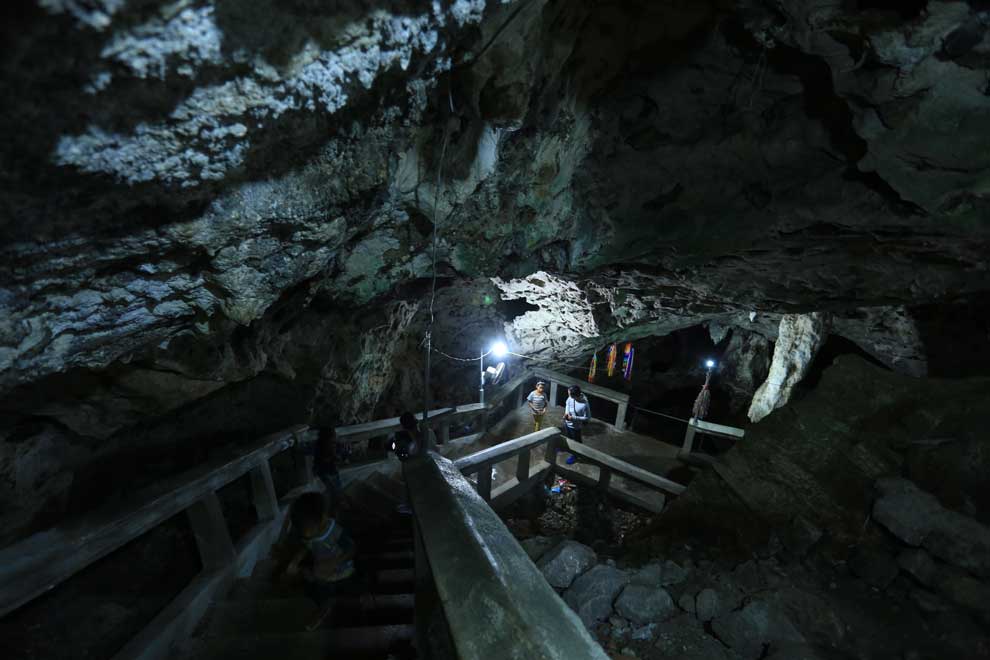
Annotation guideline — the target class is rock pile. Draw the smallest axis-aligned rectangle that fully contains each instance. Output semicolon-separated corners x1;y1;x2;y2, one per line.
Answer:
522;498;990;660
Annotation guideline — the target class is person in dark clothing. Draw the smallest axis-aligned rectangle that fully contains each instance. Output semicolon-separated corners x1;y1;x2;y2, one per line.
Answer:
284;492;357;630
562;385;591;465
314;426;342;509
390;412;421;461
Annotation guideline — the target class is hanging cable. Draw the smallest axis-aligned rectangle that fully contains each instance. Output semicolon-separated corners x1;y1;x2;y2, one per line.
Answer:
431;347;483;362
421;103;453;430
630;406;692;425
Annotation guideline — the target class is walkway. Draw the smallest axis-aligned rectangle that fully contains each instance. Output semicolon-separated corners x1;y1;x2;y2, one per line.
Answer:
441;405;686;513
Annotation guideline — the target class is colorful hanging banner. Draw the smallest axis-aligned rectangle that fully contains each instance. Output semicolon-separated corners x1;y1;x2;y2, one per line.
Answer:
588;353;598;383
622;342;635;380
606;343;618;377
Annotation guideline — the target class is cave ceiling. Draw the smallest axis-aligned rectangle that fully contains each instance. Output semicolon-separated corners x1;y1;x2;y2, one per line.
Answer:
2;0;989;397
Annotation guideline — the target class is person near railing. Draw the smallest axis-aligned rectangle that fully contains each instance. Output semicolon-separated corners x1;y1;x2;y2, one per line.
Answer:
390;412;422;460
562;385;591;465
527;380;549;432
284;492;358;631
314;426;343;509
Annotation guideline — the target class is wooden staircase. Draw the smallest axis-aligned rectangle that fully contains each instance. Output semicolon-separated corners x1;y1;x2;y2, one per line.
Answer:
180;469;417;659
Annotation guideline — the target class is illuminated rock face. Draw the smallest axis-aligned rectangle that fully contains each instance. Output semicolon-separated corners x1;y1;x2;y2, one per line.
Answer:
1;1;990;541
748;313;829;423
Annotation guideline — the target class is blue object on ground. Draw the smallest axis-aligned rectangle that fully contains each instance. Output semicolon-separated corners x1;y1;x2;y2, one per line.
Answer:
565;454;577;465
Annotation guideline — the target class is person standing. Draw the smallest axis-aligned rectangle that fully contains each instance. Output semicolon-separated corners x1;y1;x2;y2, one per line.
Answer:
314;426;342;509
526;381;549;432
562;385;591;465
283;492;357;631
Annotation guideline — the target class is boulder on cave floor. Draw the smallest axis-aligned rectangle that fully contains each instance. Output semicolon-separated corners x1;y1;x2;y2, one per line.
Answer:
613;584;676;625
537;539;597;589
563;564;630;629
873;477;990;578
848;547;899;590
628;559;689;588
521;535;565;563
712;600;806;660
654;613;740;660
662;355;990;553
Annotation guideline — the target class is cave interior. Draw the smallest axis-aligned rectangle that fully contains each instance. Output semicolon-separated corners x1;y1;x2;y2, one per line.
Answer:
2;1;990;659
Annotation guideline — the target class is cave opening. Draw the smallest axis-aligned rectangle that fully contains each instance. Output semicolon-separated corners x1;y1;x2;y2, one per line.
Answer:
495;296;540;322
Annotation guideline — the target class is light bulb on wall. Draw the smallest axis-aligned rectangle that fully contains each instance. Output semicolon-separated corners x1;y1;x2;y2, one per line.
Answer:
705;359;715;369
491;341;508;358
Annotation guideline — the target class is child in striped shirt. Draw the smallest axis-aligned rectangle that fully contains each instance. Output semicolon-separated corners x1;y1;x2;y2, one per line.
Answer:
527;381;549;432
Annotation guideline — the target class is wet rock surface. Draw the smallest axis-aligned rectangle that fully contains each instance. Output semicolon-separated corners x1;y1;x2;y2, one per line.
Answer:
537;539;597;590
2;0;990;549
505;355;990;659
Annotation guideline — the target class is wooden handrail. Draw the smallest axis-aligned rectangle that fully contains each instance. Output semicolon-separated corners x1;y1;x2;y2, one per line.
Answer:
486;371;532;409
689;417;745;439
404;452;609;659
0;424;308;618
335;407;456;442
453;427;559;474
530;367;630;403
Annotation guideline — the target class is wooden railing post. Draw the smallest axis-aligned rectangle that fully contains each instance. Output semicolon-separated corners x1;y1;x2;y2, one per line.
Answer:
186;492;235;572
292;431;313;486
515;446;531;484
544;433;558;467
598;467;612;492
681;420;697;456
549;382;558;408
614;402;628;431
516;383;525;408
249;461;279;522
439;422;451;445
477;467;493;503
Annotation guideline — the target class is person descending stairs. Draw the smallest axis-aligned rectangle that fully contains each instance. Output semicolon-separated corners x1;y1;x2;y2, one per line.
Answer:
180;469;417;659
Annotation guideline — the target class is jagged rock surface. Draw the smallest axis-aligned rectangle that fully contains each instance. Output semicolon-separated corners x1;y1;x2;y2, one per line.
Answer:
2;0;990;544
748;313;829;422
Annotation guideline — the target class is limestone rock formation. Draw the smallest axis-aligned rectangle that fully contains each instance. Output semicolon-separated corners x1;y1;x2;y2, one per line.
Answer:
748;313;829;422
2;0;990;546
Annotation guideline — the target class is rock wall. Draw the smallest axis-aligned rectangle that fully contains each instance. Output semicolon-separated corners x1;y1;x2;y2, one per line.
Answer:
2;0;990;542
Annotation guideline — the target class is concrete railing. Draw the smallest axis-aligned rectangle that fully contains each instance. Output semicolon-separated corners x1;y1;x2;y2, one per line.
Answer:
0;367;662;659
452;427;687;514
404;451;610;660
555;437;686;498
530;367;631;430
680;417;745;460
453;427;558;510
0;424;317;660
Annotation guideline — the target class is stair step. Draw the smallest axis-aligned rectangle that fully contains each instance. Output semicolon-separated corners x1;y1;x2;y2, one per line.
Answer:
226;577;301;601
226;566;415;600
362;550;415;568
373;568;415;592
206;594;415;634
343;480;403;519
188;626;416;659
366;470;406;501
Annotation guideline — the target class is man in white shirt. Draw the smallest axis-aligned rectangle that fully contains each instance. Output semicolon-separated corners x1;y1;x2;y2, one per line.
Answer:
562;385;590;465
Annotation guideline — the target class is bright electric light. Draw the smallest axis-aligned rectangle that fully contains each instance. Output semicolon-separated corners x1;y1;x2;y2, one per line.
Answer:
491;341;508;358
706;359;715;368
